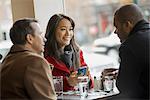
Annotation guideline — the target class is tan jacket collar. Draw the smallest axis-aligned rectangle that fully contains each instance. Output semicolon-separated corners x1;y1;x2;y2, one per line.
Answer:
9;44;33;54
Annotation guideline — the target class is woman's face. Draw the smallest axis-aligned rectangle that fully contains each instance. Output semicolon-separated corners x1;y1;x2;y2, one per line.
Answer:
55;18;74;48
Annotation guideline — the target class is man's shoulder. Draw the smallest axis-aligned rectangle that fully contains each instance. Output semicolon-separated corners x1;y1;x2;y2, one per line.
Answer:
24;52;47;63
123;28;149;46
25;54;50;70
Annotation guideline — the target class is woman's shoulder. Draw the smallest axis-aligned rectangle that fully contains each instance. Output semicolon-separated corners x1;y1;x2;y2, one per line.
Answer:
79;49;84;57
45;56;56;63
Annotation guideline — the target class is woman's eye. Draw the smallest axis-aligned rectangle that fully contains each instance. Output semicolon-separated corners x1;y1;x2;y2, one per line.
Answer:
60;29;66;31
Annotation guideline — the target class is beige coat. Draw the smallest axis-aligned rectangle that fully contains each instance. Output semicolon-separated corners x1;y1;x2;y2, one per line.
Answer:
0;45;57;100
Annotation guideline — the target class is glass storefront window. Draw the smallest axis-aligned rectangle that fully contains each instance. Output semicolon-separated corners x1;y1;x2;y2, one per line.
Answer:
0;0;13;41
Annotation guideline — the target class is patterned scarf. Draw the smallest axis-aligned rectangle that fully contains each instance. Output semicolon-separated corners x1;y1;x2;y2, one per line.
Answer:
60;45;73;69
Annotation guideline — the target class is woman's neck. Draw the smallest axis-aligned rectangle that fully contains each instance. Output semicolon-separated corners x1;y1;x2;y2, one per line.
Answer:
59;46;65;54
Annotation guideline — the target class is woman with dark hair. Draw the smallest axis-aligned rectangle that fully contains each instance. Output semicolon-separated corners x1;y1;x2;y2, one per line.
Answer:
44;14;94;91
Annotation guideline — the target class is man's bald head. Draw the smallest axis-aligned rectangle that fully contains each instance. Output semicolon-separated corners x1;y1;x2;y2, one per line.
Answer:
114;4;144;26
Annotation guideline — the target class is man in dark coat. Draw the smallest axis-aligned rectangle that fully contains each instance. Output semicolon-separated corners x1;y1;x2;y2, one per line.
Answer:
110;4;149;99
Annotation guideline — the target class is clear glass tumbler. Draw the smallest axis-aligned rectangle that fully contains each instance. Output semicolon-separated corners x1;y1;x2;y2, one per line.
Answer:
53;76;63;96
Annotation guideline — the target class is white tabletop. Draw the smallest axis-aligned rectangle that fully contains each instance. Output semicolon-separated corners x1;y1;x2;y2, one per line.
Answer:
57;88;119;100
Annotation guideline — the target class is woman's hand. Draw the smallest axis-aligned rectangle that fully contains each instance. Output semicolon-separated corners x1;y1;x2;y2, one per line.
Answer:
67;71;78;86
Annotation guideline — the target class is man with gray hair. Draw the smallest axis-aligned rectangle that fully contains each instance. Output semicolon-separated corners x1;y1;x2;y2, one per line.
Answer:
111;3;149;99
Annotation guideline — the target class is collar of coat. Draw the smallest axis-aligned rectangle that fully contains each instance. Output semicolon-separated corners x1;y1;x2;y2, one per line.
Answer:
9;44;35;54
129;19;150;37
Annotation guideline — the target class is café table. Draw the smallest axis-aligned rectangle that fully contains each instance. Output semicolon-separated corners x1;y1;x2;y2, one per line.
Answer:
57;87;119;100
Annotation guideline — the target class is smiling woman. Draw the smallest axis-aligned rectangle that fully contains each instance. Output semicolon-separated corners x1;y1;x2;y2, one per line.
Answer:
44;14;94;92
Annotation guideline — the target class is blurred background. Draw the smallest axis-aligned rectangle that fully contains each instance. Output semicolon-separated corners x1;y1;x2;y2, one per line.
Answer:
0;0;150;77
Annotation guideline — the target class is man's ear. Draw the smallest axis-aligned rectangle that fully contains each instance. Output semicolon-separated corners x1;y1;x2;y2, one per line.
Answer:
26;34;33;44
124;21;133;33
126;21;133;31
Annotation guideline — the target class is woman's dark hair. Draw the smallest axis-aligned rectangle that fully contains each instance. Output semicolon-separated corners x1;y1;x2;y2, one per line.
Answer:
44;14;80;69
10;18;38;45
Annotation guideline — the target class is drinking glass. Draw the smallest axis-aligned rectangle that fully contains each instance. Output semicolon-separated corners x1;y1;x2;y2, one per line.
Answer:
53;76;63;96
77;76;89;98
